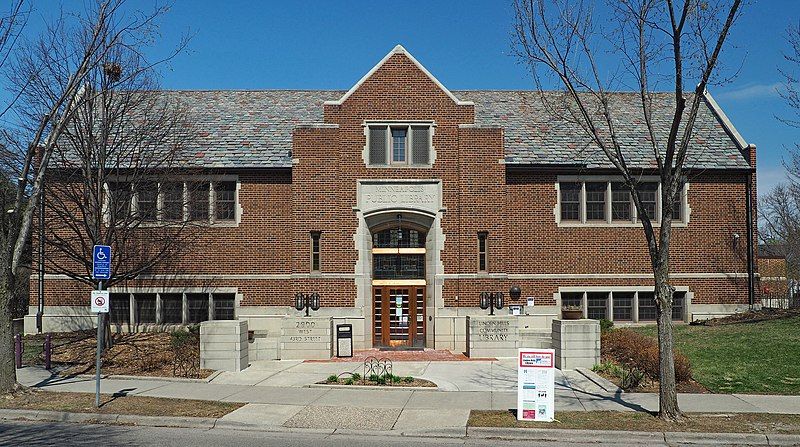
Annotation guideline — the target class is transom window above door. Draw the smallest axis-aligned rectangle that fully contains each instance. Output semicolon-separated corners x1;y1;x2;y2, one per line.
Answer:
366;122;435;167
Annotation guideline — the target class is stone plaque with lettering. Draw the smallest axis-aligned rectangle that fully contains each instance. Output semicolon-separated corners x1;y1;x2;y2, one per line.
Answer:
358;181;441;215
468;315;520;358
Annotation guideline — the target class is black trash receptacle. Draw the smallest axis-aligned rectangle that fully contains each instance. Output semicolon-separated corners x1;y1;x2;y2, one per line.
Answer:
336;324;353;358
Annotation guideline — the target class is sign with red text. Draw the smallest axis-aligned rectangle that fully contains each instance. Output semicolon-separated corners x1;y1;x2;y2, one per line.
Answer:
91;290;109;313
517;348;555;422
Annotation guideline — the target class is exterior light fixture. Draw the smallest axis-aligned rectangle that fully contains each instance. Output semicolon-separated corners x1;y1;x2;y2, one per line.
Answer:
294;292;320;317
509;285;521;301
479;291;505;315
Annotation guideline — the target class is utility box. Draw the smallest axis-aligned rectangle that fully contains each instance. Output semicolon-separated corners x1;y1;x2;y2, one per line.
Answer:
336;324;353;358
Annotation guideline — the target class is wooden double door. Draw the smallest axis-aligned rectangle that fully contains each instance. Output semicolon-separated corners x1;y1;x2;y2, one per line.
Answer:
373;286;426;348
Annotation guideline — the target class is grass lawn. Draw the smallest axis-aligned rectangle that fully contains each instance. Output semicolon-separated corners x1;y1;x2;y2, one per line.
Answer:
1;389;242;418
631;316;800;394
468;410;800;434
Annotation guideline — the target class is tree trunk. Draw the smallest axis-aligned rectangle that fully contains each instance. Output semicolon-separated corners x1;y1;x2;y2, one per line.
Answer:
0;269;17;394
655;269;682;421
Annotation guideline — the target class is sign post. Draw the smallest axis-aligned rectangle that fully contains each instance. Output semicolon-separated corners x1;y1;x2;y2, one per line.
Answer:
517;348;556;422
92;245;111;408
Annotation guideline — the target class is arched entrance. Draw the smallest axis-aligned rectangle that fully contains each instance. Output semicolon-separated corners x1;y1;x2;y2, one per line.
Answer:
370;216;428;348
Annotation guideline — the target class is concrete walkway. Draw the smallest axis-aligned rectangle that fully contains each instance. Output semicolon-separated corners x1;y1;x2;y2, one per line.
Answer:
15;363;800;432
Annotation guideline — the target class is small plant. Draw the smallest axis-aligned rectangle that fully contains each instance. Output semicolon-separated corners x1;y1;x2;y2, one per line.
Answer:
403;376;413;383
351;372;361;381
326;374;339;384
599;318;614;333
391;374;402;383
562;305;582;311
344;378;354;385
368;374;380;382
376;376;386;385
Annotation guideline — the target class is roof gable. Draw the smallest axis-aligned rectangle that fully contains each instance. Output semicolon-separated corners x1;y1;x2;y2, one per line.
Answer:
323;45;473;107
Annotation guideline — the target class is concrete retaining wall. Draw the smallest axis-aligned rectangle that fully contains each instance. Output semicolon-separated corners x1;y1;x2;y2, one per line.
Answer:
552;319;600;370
200;320;248;372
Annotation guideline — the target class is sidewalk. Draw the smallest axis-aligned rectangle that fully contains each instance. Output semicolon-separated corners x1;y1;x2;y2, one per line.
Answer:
15;360;800;433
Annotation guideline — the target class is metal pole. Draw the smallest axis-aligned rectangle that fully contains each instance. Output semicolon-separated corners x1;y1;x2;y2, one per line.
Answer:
745;173;755;310
95;280;103;408
44;334;51;370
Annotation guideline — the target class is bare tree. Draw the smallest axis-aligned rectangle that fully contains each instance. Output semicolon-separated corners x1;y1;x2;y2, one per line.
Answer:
760;22;800;279
0;0;183;394
512;0;743;421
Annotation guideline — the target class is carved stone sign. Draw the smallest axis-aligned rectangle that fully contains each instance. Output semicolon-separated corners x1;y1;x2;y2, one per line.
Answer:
474;319;513;341
358;181;441;214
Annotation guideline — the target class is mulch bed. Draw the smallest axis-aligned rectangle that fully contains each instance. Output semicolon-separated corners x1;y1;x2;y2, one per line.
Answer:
24;331;213;379
0;388;241;418
595;368;709;393
316;376;437;388
692;308;800;326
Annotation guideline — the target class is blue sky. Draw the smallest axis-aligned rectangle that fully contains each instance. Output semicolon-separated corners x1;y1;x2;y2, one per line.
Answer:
33;1;800;195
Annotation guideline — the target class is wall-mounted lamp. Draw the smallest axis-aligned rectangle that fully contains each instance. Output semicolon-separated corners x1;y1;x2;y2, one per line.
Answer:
732;233;741;251
479;291;504;315
294;292;320;317
509;285;522;301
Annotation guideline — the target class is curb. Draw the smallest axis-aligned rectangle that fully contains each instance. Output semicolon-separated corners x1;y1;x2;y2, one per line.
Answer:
306;383;439;392
3;408;800;445
70;372;218;383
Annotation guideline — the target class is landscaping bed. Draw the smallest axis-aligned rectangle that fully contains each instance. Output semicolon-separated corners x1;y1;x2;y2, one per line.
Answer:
468;410;800;434
317;373;436;388
692;308;800;326
23;330;213;379
0;389;241;418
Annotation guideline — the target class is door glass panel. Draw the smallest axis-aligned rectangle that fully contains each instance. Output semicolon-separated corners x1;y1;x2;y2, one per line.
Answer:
388;289;410;344
374;288;382;339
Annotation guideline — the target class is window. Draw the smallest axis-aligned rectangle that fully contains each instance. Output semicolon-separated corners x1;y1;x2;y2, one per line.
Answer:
560;183;581;221
162;182;184;222
109;294;130;324
587;292;608;320
557;178;687;226
638;292;657;321
161;293;183;324
310;231;321;272
372;228;426;248
108;182;133;222
611;183;631;221
613;292;634;321
637;182;658;222
137;182;158;222
391;128;407;163
478;232;488;272
188;182;209;222
213;294;235;320
187;293;209;324
367;124;432;166
672;291;685;320
134;294;156;324
561;292;583;309
214;182;236;221
585;182;606;221
373;254;425;279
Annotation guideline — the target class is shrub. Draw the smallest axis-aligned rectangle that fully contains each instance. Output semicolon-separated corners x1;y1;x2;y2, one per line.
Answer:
368;374;380;382
599;318;614;333
326;374;339;384
602;328;691;383
403;376;413;383
351;373;361;381
344;378;354;385
376;376;386;385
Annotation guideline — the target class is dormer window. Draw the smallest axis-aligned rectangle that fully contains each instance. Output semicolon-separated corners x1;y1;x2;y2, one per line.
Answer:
366;122;435;167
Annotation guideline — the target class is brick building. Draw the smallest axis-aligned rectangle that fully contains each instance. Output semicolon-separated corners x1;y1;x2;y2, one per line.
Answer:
28;45;758;354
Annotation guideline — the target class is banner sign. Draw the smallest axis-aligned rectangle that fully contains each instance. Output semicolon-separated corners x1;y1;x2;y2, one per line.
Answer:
517;348;555;422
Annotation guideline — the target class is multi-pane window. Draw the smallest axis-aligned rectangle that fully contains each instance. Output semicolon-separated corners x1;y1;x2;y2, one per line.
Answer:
587;292;608;320
108;178;237;225
109;294;130;324
478;232;488;272
372;228;426;248
214;182;236;221
134;294;156;324
213;294;235;320
585;182;606;221
188;182;209;222
612;292;634;321
162;182;184;222
161;293;183;324
672;292;685;320
637;182;659;222
136;182;158;222
187;293;209;324
391;128;407;163
561;292;583;309
611;182;631;221
638;292;657;321
558;179;686;225
367;124;432;166
311;231;321;272
560;182;581;221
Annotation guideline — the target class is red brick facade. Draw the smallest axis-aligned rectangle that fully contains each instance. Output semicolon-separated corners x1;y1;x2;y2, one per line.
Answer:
31;47;758;337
